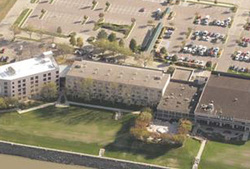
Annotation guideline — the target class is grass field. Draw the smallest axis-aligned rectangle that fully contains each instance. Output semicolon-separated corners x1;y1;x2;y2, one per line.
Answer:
0;0;17;22
200;141;250;169
0;106;200;169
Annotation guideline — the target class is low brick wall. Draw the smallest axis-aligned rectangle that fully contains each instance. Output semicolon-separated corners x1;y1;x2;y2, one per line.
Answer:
0;141;169;169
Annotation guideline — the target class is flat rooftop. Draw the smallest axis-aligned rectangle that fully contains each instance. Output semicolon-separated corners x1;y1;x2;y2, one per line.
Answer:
195;73;250;121
172;68;193;81
157;81;201;113
0;57;58;80
67;60;170;89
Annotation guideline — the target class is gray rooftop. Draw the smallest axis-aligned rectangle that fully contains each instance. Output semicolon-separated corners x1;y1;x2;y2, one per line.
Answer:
157;81;201;113
195;73;250;121
67;60;170;89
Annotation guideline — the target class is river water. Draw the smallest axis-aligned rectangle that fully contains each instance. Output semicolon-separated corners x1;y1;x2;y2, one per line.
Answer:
0;154;92;169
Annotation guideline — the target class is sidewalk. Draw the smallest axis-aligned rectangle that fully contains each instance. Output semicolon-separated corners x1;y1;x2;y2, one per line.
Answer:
68;101;134;113
17;102;55;114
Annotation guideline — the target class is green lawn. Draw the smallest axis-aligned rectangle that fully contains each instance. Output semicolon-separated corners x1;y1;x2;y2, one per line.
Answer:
200;141;250;169
0;106;200;168
0;0;17;22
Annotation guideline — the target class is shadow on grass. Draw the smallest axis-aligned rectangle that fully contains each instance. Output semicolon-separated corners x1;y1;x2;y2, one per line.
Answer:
105;116;181;160
33;106;119;125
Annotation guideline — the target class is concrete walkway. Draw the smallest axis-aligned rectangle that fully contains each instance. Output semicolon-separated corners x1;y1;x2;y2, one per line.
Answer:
17;102;55;114
68;101;135;113
192;137;207;169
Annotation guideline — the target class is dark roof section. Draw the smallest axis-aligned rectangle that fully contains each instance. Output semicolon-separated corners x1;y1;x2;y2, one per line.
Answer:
195;72;250;121
144;22;163;52
157;80;201;114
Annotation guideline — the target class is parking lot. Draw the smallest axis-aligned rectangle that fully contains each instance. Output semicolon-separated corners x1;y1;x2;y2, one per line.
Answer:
0;37;56;65
25;0;165;45
163;2;235;68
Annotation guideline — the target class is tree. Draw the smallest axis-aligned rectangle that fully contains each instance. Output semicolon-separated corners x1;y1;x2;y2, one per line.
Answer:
131;18;136;23
97;30;108;40
57;43;74;58
79;78;94;101
178;119;192;134
41;9;46;14
167;66;175;75
138;111;152;123
69;35;76;46
92;0;97;6
25;25;35;39
129;38;137;52
76;37;84;48
99;13;104;18
108;32;116;42
206;61;212;68
40;82;58;101
106;1;110;7
119;39;125;47
57;26;62;34
172;55;178;62
0;98;7;110
93;39;132;56
160;47;167;55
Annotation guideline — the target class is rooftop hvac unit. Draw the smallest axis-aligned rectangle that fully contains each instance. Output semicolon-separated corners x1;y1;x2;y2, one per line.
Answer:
6;66;16;75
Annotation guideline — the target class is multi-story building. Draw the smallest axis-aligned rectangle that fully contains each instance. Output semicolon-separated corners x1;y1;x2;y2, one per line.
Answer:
155;80;202;121
195;72;250;132
65;60;170;107
0;56;59;100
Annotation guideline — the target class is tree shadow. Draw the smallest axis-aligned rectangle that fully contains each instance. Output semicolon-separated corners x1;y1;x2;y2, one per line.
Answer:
80;6;90;10
104;116;181;159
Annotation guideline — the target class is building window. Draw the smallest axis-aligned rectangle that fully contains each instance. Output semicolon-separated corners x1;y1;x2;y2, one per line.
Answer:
48;73;51;76
43;74;46;77
18;80;21;83
43;78;46;81
22;79;26;82
56;71;59;74
4;82;7;85
35;76;38;79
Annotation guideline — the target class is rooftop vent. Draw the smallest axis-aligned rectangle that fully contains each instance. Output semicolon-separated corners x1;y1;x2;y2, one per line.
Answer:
234;98;238;102
154;76;161;80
